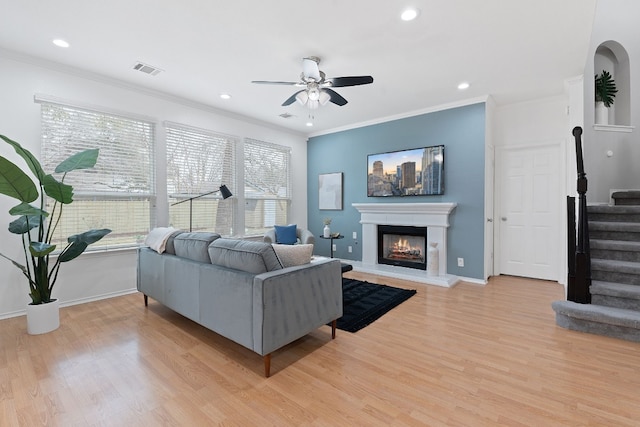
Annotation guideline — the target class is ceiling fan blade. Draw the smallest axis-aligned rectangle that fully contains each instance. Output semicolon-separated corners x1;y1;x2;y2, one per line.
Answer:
302;57;321;81
324;88;348;106
252;80;299;85
327;76;374;87
282;90;305;106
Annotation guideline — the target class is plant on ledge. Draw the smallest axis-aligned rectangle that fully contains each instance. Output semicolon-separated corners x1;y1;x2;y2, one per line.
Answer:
595;70;617;107
0;135;111;305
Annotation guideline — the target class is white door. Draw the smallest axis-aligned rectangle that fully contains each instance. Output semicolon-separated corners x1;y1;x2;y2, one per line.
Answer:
497;144;561;281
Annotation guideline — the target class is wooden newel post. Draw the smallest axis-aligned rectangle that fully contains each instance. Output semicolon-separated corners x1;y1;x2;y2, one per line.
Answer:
570;126;591;303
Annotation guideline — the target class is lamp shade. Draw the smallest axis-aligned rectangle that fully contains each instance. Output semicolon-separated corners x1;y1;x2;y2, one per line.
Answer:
219;184;233;199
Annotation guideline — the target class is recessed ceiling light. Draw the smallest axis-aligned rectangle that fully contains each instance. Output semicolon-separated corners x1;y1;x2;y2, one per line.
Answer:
220;93;231;100
52;39;70;48
306;122;314;127
457;82;470;90
401;8;419;21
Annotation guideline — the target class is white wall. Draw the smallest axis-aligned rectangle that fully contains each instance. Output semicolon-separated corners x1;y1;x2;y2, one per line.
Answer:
0;53;308;318
583;0;640;203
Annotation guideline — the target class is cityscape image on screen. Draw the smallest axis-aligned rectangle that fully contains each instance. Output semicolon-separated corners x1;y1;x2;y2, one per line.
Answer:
367;145;444;197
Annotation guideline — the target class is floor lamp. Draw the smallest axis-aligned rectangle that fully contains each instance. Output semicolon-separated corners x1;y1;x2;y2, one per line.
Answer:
171;184;233;232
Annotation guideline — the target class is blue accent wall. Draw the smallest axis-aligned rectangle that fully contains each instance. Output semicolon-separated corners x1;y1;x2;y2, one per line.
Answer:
307;102;486;279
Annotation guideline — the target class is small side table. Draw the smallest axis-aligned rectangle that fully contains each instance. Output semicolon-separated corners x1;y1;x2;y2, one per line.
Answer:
319;235;344;258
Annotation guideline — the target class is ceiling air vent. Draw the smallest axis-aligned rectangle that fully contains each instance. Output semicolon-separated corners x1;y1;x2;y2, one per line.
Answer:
132;61;163;76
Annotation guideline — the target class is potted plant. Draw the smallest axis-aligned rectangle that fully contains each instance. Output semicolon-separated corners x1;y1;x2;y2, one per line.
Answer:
595;70;618;124
0;135;111;334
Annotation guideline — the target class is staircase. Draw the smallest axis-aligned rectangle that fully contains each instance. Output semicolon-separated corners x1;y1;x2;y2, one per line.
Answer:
552;191;640;342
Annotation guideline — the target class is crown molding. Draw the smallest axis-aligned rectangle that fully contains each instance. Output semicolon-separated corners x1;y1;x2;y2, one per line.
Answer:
307;96;490;138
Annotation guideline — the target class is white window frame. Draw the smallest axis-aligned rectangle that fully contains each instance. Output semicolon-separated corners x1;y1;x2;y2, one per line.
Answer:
243;138;292;236
164;121;237;235
36;95;156;251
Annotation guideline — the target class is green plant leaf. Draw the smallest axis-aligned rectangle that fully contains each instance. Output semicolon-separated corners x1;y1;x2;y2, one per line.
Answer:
594;70;618;108
29;242;56;257
67;228;112;245
43;174;74;204
0;252;28;276
8;215;41;234
0;156;39;203
0;135;47;182
58;241;88;262
55;148;99;173
60;229;111;262
8;202;48;217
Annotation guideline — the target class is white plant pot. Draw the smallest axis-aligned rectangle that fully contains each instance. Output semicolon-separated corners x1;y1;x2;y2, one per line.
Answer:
323;225;331;238
595;101;609;125
26;299;60;335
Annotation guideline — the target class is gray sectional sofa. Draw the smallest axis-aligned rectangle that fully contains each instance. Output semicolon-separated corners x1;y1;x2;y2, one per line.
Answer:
137;231;343;377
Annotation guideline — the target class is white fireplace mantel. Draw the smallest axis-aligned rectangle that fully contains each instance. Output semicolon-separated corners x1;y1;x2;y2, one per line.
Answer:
352;202;459;287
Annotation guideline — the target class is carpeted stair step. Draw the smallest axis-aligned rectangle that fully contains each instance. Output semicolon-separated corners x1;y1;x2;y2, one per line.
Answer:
551;300;640;342
590;280;640;310
587;205;640;222
588;221;640;242
612;191;640;206
591;259;640;285
590;239;640;262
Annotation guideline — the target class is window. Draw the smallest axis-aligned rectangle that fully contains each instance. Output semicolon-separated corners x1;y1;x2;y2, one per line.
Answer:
165;122;236;235
244;138;291;235
38;98;155;250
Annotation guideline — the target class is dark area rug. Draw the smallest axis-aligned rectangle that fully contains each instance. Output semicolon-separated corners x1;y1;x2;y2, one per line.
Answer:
337;277;417;332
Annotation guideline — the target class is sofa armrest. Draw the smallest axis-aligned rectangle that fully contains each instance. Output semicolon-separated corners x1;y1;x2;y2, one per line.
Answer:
251;258;342;355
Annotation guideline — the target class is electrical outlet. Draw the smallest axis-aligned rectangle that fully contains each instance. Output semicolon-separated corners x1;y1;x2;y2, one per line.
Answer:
352;231;357;239
457;257;464;267
332;244;337;251
348;246;352;253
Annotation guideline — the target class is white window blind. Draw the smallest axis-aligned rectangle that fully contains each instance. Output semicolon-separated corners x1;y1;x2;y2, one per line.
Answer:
165;122;236;235
244;138;291;235
39;100;155;251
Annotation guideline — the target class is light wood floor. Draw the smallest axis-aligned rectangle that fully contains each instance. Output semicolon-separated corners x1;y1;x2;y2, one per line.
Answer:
2;273;640;426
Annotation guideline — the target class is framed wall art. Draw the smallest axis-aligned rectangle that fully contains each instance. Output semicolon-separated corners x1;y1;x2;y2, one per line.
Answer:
318;172;343;210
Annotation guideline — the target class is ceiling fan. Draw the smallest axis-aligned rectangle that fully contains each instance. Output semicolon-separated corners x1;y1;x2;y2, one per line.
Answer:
252;56;374;109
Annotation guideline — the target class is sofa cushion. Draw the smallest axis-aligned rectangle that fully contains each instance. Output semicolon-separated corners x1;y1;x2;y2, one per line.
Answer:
208;239;283;273
174;232;221;263
272;243;314;268
274;224;297;245
164;230;185;255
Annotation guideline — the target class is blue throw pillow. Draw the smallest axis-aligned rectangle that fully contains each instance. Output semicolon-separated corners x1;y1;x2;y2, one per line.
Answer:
274;224;297;245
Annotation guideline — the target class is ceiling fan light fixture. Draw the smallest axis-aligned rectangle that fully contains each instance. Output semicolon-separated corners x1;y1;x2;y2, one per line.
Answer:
319;90;331;106
295;91;309;105
308;87;321;101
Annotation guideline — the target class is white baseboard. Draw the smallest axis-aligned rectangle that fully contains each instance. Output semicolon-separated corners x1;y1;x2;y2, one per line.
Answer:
0;288;139;320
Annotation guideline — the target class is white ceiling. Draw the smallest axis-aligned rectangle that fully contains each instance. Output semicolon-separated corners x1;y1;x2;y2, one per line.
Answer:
0;0;597;136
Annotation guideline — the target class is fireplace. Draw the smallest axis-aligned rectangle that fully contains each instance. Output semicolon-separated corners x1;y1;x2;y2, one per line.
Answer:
378;225;428;270
352;202;459;287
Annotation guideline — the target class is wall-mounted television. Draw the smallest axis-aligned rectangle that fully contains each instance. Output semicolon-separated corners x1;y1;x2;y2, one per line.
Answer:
367;145;444;197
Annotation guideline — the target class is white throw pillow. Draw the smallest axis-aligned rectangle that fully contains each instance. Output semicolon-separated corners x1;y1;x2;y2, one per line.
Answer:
271;243;314;268
145;227;179;253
